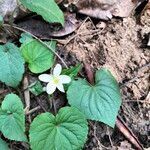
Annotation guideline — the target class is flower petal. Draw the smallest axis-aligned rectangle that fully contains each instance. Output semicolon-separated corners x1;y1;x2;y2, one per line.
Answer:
57;83;65;93
46;83;56;95
39;74;52;83
53;64;62;76
59;75;71;84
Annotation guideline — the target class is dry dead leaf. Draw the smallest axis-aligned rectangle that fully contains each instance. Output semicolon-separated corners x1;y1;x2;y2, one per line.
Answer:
112;0;138;17
72;0;116;20
65;0;139;20
17;14;80;38
140;0;150;26
50;14;80;37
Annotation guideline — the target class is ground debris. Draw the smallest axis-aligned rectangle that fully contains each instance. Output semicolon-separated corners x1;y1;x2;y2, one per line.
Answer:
65;0;139;20
117;141;133;150
0;0;17;18
17;13;80;39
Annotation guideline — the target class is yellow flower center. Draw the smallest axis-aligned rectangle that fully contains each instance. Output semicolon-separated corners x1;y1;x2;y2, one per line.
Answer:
53;77;59;84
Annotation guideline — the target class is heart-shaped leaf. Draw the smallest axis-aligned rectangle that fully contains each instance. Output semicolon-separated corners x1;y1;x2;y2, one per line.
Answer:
21;39;56;73
20;0;64;25
67;68;122;127
29;107;88;150
0;43;25;87
0;138;9;150
0;94;27;142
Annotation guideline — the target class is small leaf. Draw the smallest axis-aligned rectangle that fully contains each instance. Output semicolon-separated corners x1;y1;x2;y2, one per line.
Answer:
0;94;27;142
0;138;9;150
29;81;43;96
19;32;33;44
62;64;82;79
0;15;3;26
62;64;82;90
21;39;56;73
67;68;122;127
29;107;88;150
0;43;25;87
20;0;64;25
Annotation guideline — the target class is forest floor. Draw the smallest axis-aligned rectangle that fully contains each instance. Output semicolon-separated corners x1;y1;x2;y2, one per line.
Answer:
0;0;150;150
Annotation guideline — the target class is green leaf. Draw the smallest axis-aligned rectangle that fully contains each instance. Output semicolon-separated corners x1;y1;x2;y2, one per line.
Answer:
62;64;82;79
0;43;25;87
0;15;3;26
67;68;122;127
62;64;82;90
21;39;56;73
19;32;33;44
29;107;88;150
0;94;27;142
0;138;9;150
20;0;64;25
29;81;43;96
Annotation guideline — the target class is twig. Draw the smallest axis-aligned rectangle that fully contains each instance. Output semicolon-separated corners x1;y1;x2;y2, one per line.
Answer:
107;127;114;148
26;106;41;115
116;116;144;150
123;100;150;104
3;24;68;69
52;98;57;115
35;97;47;112
48;95;57;115
61;17;102;47
23;76;30;113
145;92;150;102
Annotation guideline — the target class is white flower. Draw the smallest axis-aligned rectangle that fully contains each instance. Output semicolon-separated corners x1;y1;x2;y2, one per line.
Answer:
39;64;71;95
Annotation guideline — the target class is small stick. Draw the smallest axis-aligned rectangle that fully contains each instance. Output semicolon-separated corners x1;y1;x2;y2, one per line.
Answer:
123;100;150;104
23;76;30;113
52;98;57;115
26;106;41;115
107;127;114;148
35;97;47;112
116;116;144;150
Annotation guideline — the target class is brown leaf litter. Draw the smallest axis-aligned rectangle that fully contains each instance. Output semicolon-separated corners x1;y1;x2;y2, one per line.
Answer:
64;0;140;20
